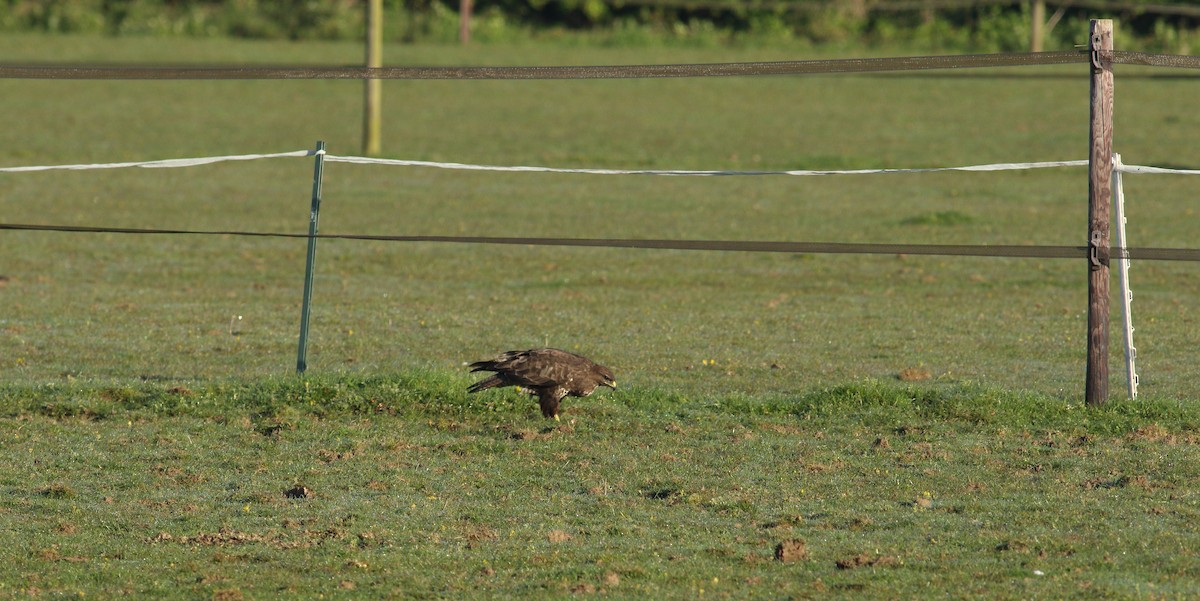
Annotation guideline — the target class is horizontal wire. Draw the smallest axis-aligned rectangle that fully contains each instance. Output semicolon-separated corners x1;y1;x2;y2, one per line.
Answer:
1112;51;1200;70
0;51;1087;80
7;153;1199;176
0;149;316;173
323;155;1090;175
4;222;1200;262
0;51;1194;82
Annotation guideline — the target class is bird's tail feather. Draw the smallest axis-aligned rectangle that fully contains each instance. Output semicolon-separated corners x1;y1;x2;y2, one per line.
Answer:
467;375;503;393
468;361;497;373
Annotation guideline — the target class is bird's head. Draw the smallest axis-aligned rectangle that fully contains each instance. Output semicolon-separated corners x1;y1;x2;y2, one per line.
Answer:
596;365;617;389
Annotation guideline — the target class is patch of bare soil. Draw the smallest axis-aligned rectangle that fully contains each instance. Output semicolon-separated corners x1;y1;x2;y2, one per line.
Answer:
504;427;542;441
460;521;499;548
774;539;810;562
284;485;312;499
1081;474;1155;491
1128;424;1199;446
149;527;344;550
498;422;574;440
835;553;899;570
897;367;932;381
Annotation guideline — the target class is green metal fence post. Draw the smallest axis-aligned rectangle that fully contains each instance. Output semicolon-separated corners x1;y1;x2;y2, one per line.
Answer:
296;141;326;374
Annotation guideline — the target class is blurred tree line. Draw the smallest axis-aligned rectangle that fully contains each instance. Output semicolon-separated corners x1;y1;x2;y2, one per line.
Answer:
1;0;1196;51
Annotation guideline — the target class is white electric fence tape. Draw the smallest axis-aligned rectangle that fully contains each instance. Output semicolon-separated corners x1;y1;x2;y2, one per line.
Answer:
0;150;316;173
3;151;1197;177
1116;164;1200;175
321;155;1091;176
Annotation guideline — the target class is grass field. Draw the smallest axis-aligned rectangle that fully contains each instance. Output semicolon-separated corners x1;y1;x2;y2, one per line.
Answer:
1;33;1199;598
3;378;1200;599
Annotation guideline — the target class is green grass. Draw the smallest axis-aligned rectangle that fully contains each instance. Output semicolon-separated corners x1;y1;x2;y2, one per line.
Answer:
1;32;1199;598
901;210;975;226
2;33;1198;399
2;376;1200;598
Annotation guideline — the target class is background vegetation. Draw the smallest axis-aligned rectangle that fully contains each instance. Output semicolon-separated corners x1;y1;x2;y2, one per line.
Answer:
1;0;1199;51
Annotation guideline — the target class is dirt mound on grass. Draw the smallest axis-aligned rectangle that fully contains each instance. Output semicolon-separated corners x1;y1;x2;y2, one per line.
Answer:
836;553;899;570
774;539;809;562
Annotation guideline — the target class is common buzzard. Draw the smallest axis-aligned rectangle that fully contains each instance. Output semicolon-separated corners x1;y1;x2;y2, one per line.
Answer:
467;348;617;420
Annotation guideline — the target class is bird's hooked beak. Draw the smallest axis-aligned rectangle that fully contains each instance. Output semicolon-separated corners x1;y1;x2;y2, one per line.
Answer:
605;379;618;389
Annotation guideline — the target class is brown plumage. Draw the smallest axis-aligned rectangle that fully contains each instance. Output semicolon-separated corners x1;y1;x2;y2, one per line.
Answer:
467;348;617;420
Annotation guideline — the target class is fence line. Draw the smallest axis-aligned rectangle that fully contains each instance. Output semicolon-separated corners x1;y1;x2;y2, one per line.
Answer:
4;151;1198;177
4;225;1200;262
331;156;1200;176
1114;163;1200;175
594;0;1200;19
2;34;1191;398
321;156;1093;176
0;52;1083;80
2;51;1197;81
5;221;1200;262
0;150;315;173
6;149;1198;275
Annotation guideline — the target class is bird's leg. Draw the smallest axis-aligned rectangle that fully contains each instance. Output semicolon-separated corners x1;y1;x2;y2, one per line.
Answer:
538;391;562;420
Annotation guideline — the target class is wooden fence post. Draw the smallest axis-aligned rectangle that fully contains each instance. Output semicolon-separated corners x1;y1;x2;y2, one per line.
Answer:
363;0;383;156
1086;19;1114;406
1030;0;1045;52
459;0;473;45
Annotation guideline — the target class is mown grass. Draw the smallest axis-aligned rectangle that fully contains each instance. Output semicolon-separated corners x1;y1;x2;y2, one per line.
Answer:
1;32;1199;598
2;376;1200;599
2;34;1198;400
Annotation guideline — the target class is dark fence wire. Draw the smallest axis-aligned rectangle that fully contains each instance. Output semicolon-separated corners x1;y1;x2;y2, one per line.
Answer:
0;51;1197;80
601;0;1200;17
4;223;1200;263
2;49;1190;80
